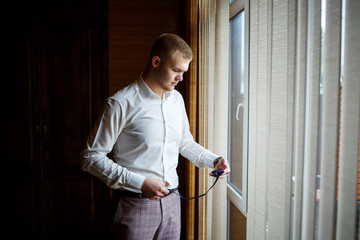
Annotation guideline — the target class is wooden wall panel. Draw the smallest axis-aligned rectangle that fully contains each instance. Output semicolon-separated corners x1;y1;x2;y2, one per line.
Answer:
229;201;247;240
108;0;185;95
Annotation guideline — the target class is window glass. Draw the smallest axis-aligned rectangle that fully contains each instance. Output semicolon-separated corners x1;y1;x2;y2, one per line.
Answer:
228;10;245;194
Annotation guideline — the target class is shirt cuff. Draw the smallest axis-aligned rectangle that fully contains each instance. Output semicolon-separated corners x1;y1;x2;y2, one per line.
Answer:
204;151;220;169
128;172;146;190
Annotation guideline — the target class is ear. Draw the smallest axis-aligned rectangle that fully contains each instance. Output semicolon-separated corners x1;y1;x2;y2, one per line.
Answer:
152;56;160;68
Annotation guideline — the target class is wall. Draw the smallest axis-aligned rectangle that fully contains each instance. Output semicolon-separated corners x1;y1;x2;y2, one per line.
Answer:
108;0;185;95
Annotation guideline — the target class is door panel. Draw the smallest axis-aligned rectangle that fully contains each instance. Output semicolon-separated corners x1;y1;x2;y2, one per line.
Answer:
3;1;109;238
39;2;109;237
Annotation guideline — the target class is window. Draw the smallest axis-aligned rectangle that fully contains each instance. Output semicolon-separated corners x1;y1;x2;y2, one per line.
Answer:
227;0;249;236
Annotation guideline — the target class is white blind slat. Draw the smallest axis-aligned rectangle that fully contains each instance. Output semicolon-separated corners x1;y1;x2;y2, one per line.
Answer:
317;0;342;239
267;0;294;239
247;0;259;238
336;0;360;239
303;0;322;239
211;1;229;239
292;0;309;239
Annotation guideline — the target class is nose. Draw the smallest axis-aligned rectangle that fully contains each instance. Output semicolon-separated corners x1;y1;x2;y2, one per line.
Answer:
177;73;184;81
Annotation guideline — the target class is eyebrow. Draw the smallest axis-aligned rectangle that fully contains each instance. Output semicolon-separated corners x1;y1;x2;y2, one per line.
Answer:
173;65;189;72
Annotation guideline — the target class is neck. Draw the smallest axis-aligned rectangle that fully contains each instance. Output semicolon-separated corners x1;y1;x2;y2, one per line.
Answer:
142;69;164;98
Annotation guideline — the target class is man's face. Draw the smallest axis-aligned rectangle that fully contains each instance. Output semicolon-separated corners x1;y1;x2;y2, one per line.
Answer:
154;51;191;92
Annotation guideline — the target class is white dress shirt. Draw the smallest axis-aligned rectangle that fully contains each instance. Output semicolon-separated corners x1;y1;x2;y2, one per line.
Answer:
81;75;219;193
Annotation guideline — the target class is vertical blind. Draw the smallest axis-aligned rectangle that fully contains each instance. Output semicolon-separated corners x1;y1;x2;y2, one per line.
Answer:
247;0;360;239
198;0;229;239
292;0;360;239
247;0;296;239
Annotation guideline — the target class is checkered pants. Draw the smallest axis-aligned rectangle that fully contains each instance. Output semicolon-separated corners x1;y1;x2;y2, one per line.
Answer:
112;191;181;240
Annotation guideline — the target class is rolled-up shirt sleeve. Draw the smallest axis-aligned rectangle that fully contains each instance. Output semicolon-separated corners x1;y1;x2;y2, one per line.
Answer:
80;98;145;190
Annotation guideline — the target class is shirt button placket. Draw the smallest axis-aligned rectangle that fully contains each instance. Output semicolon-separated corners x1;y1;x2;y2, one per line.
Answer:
161;100;167;184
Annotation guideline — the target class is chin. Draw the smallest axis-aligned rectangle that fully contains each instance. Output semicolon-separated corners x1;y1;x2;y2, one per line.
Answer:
166;85;175;91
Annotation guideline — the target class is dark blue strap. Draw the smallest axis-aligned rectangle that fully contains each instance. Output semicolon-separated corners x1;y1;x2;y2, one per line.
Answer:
170;169;224;200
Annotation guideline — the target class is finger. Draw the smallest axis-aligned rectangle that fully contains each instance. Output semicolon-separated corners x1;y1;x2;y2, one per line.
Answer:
150;194;161;200
160;187;169;195
221;171;230;177
219;170;230;178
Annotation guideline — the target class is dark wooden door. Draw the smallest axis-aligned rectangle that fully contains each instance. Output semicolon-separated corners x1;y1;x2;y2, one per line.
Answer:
3;1;109;239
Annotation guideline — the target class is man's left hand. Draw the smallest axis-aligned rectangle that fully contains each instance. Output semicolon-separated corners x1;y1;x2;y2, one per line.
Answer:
209;157;230;179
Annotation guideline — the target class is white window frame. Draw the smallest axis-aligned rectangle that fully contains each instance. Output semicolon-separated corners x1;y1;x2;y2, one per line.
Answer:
227;0;249;216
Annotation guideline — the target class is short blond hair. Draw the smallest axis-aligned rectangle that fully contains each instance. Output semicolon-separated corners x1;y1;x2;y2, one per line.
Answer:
149;33;193;62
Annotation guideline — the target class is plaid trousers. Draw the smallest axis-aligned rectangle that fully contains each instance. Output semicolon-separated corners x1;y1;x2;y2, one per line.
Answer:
112;190;181;240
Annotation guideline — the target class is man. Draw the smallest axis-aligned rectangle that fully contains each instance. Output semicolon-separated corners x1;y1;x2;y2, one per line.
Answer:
81;33;230;240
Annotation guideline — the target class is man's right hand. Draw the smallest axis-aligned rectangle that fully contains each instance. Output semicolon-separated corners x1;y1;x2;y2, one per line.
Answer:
140;177;170;200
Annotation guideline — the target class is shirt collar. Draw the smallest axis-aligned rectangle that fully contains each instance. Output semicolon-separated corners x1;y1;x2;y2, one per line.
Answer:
137;74;172;100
